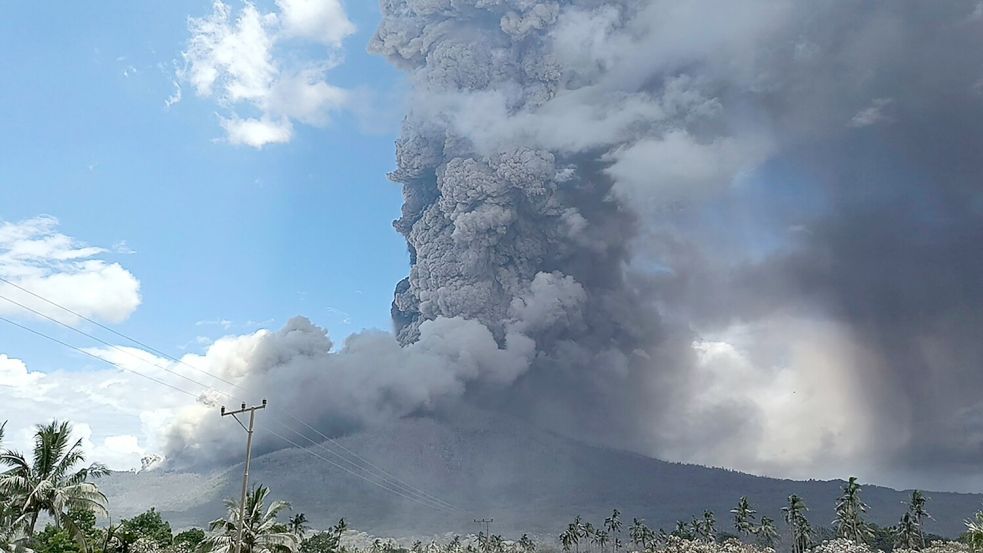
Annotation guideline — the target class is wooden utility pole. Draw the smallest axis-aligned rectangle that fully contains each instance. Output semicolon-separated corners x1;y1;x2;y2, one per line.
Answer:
222;400;267;553
474;519;493;553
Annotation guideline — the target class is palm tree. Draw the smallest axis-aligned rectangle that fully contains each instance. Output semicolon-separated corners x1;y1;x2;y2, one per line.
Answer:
908;491;930;548
604;510;622;552
782;495;812;553
965;512;983;552
595;530;609;553
204;484;299;553
583;522;596;553
518;534;534;553
834;477;872;544
756;517;779;548
0;499;31;553
697;511;716;543
732;497;757;539
567;522;581;553
672;521;693;541
287;514;308;539
0;421;108;538
560;530;573;553
629;519;647;550
896;512;920;550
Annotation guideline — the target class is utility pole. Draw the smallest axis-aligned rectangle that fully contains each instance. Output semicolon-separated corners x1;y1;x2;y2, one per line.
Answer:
474;519;493;553
222;400;267;553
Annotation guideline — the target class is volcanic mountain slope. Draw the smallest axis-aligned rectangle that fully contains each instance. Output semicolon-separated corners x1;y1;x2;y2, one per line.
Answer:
100;412;982;537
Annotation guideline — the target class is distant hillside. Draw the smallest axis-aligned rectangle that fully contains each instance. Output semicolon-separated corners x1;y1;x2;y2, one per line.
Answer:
100;411;982;538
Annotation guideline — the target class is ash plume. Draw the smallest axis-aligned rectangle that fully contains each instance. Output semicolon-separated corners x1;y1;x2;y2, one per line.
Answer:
165;0;983;490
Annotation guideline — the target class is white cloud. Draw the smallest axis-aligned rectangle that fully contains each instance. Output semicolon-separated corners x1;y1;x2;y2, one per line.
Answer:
275;0;355;45
0;354;194;471
0;354;44;389
0;216;141;325
178;0;354;148
848;97;893;128
195;318;233;329
112;240;137;255
220;116;293;147
164;81;183;108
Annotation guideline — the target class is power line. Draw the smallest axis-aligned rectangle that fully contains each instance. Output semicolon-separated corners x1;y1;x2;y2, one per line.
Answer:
0;278;461;511
0;313;460;515
0;293;239;397
261;425;460;514
267;416;462;513
0;275;240;389
0;315;200;399
0;280;463;514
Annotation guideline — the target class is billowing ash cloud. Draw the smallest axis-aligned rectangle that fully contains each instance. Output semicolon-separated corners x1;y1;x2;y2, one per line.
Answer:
166;0;983;490
162;316;533;468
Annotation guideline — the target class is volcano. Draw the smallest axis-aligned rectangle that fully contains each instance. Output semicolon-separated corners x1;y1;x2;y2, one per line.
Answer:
100;410;982;537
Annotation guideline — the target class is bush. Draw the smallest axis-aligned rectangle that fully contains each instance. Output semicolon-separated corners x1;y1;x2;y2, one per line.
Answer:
810;538;880;553
173;528;206;552
660;537;775;553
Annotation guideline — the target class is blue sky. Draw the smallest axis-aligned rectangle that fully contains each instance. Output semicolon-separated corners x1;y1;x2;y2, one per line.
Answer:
1;1;407;371
0;1;418;465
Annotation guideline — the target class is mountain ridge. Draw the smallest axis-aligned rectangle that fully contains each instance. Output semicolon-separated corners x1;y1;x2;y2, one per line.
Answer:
99;412;982;537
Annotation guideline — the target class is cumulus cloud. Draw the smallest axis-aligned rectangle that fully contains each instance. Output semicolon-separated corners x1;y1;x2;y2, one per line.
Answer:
0;216;141;325
275;0;354;45
177;0;354;147
0;353;190;471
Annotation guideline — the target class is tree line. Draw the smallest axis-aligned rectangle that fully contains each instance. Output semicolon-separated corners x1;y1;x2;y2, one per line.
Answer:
4;420;983;553
557;477;963;553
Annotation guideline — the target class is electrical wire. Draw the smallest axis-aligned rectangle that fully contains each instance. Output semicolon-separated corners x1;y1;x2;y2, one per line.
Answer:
0;277;464;514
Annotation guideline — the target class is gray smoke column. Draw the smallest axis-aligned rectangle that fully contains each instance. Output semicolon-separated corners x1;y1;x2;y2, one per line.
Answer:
367;0;983;490
165;0;983;490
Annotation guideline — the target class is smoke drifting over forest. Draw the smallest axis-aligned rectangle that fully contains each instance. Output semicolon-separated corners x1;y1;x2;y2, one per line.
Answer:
163;0;983;491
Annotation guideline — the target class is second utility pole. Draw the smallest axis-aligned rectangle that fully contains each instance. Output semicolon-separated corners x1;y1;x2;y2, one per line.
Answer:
474;519;493;553
222;399;267;553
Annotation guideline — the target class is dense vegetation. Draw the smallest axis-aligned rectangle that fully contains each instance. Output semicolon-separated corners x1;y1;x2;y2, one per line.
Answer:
2;420;983;553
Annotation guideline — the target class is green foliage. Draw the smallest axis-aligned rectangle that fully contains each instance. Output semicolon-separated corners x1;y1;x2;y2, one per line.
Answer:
867;523;897;552
299;518;348;553
755;517;779;548
783;494;813;553
300;533;341;553
288;517;309;542
369;539;405;553
121;509;173;548
0;420;109;538
834;477;873;545
203;484;299;553
964;512;983;551
694;511;716;544
34;527;81;553
731;498;757;539
106;508;174;553
174;529;206;551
